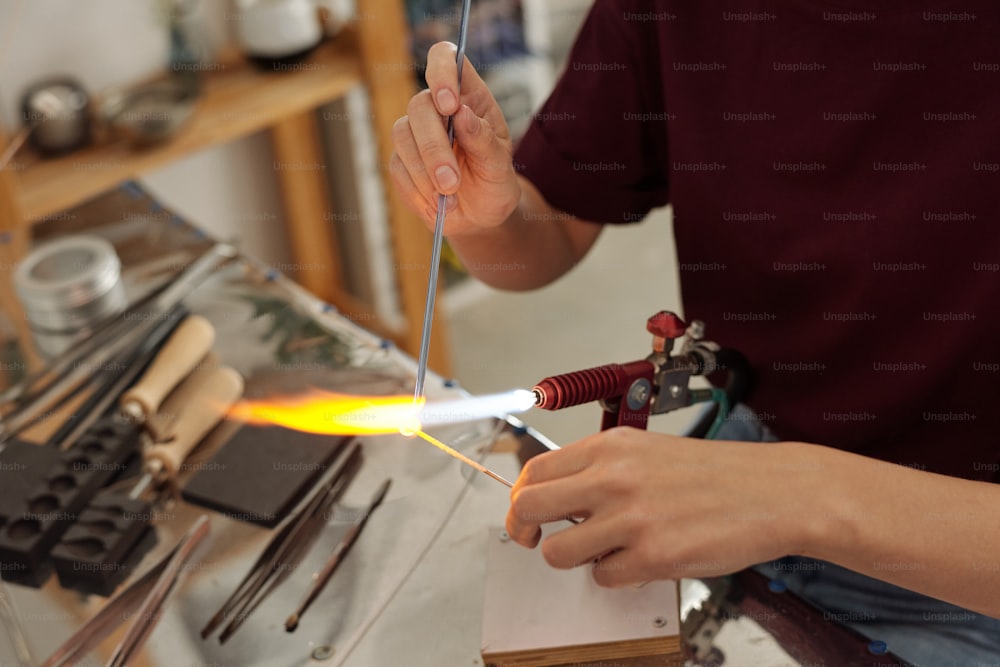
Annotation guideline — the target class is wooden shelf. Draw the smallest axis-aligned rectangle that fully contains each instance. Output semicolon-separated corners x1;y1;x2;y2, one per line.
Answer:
14;36;363;222
0;0;452;376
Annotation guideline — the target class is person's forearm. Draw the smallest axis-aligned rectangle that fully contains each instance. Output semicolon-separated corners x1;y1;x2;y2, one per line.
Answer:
447;177;601;291
794;443;1000;617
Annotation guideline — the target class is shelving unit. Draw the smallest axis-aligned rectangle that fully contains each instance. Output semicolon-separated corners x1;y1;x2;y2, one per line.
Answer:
0;0;451;375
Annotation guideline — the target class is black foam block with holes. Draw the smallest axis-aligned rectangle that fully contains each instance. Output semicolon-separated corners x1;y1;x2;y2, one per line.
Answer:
51;492;156;596
181;425;348;527
0;441;62;528
0;417;141;582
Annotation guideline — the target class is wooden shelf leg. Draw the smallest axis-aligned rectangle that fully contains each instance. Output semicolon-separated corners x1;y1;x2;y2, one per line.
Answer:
0;145;42;376
269;109;344;304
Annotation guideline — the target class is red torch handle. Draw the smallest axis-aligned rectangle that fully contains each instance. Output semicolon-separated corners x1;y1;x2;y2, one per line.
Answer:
532;364;634;409
532;360;656;431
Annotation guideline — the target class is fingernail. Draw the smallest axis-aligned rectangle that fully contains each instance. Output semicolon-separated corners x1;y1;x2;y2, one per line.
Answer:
435;165;458;190
436;88;457;112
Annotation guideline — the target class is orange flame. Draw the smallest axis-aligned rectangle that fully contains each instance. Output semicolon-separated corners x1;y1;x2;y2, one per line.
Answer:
228;389;517;486
229;390;424;436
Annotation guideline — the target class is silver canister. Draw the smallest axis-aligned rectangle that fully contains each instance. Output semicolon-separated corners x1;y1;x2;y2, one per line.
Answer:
14;235;128;358
21;78;92;155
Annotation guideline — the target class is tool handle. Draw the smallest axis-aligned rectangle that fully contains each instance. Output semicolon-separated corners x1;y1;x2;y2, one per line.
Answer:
145;365;243;481
119;314;215;423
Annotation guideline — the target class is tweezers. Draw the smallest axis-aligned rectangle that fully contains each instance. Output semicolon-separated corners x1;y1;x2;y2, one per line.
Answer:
285;476;392;631
39;514;210;667
201;442;363;643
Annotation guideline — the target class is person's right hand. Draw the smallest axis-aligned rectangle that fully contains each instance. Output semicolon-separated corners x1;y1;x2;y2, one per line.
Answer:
390;42;522;236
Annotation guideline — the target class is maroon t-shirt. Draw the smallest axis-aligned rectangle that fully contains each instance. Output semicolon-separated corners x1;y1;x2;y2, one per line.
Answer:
514;0;1000;481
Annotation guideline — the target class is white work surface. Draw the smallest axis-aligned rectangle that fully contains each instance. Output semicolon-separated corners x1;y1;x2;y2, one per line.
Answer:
344;449;525;666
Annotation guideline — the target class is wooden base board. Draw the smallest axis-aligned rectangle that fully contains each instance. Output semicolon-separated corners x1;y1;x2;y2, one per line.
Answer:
481;526;682;667
483;635;682;667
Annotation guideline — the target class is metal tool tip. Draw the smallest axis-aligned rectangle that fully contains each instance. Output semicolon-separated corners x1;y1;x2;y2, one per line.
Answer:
531;387;544;406
285;615;299;632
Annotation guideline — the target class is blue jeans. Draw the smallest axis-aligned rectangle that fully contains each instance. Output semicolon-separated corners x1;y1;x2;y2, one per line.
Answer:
713;404;1000;667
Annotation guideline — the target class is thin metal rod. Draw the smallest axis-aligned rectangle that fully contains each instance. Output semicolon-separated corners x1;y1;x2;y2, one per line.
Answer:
414;429;513;487
413;0;473;402
414;428;582;526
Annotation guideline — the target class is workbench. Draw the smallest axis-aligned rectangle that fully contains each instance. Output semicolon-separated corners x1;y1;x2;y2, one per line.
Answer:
0;187;912;667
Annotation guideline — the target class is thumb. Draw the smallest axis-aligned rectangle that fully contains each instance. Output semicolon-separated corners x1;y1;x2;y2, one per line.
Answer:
453;104;513;181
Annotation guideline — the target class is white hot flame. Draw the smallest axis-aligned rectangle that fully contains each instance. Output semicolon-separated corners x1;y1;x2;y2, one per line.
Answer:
419;389;536;427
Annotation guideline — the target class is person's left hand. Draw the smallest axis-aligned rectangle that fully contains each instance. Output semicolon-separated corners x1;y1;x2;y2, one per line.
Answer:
505;426;826;587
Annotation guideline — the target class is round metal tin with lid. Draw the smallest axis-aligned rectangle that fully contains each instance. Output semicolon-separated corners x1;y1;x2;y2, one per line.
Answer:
14;235;127;353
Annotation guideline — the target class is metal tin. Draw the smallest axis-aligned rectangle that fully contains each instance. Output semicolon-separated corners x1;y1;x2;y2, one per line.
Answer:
20;77;92;155
14;235;127;355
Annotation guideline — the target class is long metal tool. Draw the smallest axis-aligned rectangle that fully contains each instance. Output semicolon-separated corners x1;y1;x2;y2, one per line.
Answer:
284;477;392;632
218;452;361;643
200;443;363;643
413;0;473;401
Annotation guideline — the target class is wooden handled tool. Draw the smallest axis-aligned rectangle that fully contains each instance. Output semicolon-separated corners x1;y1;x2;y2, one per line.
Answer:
119;314;216;426
143;364;243;484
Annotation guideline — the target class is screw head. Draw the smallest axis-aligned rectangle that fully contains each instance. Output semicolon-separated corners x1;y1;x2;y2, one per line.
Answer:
653;616;667;628
311;646;335;661
669;385;682;398
626;378;652;410
868;640;888;655
499;531;510;543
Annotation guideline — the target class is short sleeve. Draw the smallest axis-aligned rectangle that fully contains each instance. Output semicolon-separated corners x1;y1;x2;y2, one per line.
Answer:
513;0;670;224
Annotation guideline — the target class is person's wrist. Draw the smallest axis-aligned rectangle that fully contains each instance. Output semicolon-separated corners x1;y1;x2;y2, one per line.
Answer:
776;441;861;561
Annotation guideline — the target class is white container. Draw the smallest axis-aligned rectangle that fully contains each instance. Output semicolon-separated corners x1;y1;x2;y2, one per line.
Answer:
315;0;352;37
234;0;323;60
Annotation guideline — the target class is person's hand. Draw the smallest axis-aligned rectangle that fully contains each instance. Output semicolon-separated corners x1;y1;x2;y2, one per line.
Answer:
505;427;824;587
390;41;521;235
